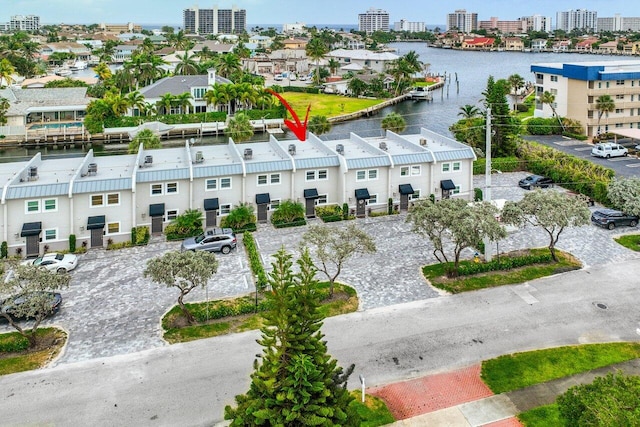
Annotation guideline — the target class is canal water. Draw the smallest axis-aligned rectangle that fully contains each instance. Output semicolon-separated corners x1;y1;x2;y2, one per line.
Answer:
1;46;623;161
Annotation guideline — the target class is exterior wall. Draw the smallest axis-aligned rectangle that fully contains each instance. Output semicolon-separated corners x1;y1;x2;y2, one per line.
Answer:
244;170;293;208
6;194;71;252
72;191;134;245
192;173;243;217
292;167;340;206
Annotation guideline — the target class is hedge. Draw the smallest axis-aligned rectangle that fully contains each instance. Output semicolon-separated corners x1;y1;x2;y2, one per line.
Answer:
272;218;307;228
458;253;553;276
473;157;522;174
243;232;267;290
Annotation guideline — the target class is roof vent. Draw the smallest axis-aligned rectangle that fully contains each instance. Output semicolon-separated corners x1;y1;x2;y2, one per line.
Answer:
194;151;204;163
244;148;253;160
87;162;98;175
379;141;388;151
336;144;344;155
28;166;38;181
288;144;296;155
419;138;427;146
142;155;153;167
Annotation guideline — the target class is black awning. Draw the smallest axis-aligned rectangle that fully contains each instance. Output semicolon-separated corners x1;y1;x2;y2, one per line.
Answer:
149;203;165;217
204;198;219;211
399;184;414;195
440;179;456;191
20;222;42;237
303;188;319;199
256;193;271;205
355;188;370;200
87;215;106;230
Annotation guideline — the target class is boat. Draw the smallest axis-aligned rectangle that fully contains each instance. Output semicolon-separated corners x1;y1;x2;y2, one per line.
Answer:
408;86;432;101
70;60;87;71
54;68;72;77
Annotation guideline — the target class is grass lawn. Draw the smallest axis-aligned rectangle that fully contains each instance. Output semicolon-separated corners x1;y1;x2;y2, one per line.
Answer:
162;282;359;343
279;92;383;119
518;404;562;427
0;327;67;376
614;234;640;251
422;248;581;294
350;392;396;426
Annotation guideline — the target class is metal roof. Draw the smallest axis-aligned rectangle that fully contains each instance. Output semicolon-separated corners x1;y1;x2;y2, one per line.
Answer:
392;152;434;165
6;183;69;199
432;149;475;162
193;164;243;178
346;156;391;169
73;178;132;194
136;168;190;182
294;157;341;169
245;160;293;174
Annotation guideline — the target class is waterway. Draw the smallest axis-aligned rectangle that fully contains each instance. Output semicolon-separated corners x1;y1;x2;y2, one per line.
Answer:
1;46;625;162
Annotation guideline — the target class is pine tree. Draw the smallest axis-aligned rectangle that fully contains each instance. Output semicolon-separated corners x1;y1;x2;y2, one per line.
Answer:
483;76;521;157
225;248;359;426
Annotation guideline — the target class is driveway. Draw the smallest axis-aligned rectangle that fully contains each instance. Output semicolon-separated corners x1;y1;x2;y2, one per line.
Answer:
1;172;638;365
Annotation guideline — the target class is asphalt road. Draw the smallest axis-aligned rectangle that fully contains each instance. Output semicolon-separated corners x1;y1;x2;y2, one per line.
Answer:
1;259;639;426
522;135;640;178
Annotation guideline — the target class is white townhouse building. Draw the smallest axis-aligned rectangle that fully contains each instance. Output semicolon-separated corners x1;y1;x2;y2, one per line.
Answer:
0;129;475;257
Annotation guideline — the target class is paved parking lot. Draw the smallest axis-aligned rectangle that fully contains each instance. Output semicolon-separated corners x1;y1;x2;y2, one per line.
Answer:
2;172;638;366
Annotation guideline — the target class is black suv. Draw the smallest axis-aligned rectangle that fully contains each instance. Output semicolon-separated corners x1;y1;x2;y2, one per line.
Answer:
591;209;639;230
518;175;553;190
180;228;237;254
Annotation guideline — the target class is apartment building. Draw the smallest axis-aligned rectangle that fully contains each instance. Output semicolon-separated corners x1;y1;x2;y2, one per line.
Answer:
183;6;246;35
98;23;142;33
393;20;426;33
531;60;640;138
598;14;640;32
358;8;390;34
2;129;475;256
478;17;526;34
447;9;477;33
556;9;597;32
9;15;40;32
521;15;552;33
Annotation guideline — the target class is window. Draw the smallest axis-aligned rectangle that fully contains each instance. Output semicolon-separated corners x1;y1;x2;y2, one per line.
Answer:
91;195;104;206
615;109;624;114
550;75;558;82
44;229;57;241
616;80;625;86
367;194;378;204
316;194;328;205
166;209;178;220
257;174;268;185
550;88;557;95
616;94;625;100
356;170;366;181
166;182;178;194
270;199;281;210
317;169;327;180
270;173;280;184
151;184;163;195
409;189;421;201
452;186;461;195
44;199;57;211
453;162;461;171
442;163;450;172
206;179;217;190
368;169;378;180
220;177;231;189
220;203;232;215
411;165;421;176
107;222;120;234
306;170;316;181
26;200;39;213
400;166;409;176
107;193;120;205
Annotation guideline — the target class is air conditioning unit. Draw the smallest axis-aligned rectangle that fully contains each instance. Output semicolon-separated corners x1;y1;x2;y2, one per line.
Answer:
336;144;344;155
144;155;153;165
288;144;296;155
87;163;98;175
28;166;38;181
244;148;253;160
379;141;388;151
419;138;427;146
194;151;204;163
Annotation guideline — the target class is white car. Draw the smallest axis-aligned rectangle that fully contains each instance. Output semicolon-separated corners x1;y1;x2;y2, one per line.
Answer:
591;143;628;158
22;253;78;273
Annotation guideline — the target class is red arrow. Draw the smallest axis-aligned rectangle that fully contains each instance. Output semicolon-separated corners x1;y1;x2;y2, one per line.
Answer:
266;89;311;141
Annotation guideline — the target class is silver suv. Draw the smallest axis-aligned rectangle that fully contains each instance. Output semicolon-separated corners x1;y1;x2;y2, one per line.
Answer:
180;228;237;254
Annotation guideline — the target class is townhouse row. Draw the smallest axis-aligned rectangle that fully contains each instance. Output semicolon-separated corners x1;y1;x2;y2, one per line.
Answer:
1;128;476;257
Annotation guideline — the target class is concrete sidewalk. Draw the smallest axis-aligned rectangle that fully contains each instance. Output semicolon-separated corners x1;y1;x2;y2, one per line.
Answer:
371;358;640;426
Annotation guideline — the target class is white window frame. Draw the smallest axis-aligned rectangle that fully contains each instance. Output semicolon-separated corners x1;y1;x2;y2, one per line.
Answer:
205;178;217;191
106;222;120;235
269;199;281;210
25;200;40;213
107;193;120;206
452;186;461;195
90;194;104;207
368;169;378;180
316;194;328;205
318;169;328;180
220;177;232;189
411;165;421;176
409;189;421;201
219;203;232;215
400;166;409;176
442;163;451;172
166;209;179;221
305;170;316;181
151;183;163;196
43;198;57;212
270;173;281;184
453;162;461;171
44;228;57;241
367;194;378;204
356;170;366;181
257;174;268;186
166;182;178;194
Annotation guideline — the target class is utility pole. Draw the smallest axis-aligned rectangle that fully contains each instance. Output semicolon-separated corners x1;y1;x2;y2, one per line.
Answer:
484;107;493;262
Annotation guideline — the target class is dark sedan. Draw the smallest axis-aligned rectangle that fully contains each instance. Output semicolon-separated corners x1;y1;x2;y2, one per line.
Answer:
0;292;62;320
518;175;554;190
591;209;639;230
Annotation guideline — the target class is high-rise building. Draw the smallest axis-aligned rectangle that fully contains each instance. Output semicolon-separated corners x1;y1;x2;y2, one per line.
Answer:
9;15;40;32
556;9;597;32
358;8;390;34
478;17;526;34
521;15;552;33
447;9;477;33
598;14;640;32
183;6;246;35
393;19;425;33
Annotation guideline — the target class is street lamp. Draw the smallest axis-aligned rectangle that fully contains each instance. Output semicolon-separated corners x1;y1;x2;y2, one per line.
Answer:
484;107;493;262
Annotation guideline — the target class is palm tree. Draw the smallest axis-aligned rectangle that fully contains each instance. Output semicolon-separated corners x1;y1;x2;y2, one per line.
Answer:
458;104;481;118
381;112;407;133
539;90;564;132
105;92;129;116
125;91;146;115
0;97;10;125
140;102;157;117
212;84;236;114
174;92;193;114
255;88;274;110
387;58;414;96
507;74;525;110
175;52;199;75
225;112;254;142
307;115;331;135
0;58;16;86
327;58;340;76
93;62;112;81
306;37;329;85
234;82;257;110
347;77;367;97
157;93;176;115
595;94;615;136
215;53;241;79
403;50;423;75
172;30;192;51
203;88;220;113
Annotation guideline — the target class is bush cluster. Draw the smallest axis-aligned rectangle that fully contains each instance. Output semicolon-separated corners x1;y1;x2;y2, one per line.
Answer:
131;226;150;246
315;204;354;222
0;334;30;353
220;203;257;232
190;297;273;322
282;86;321;94
458;253;553;276
473;157;522;174
243;232;267;290
270;200;306;228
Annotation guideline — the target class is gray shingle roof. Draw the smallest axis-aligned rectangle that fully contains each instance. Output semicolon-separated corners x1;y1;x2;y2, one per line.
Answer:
3;87;91;116
139;74;232;98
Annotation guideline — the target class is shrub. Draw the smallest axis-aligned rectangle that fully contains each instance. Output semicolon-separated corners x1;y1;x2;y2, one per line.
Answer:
220;203;257;232
474;188;483;201
243;232;267;290
131;226;150;245
342;203;349;220
106;241;133;250
526;117;562;135
69;234;76;253
164;209;203;241
0;241;7;259
388;198;393;215
515;103;529;112
457;253;553;276
270;200;306;228
0;333;30;353
473;157;522;174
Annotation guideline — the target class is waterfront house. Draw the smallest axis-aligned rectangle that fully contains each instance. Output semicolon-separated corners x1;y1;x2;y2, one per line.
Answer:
461;37;495;50
503;37;524;52
575;38;598;53
0;128;475;255
112;45;138;63
326;49;399;74
39;42;92;62
530;38;547;52
531;59;640;138
597;41;619;54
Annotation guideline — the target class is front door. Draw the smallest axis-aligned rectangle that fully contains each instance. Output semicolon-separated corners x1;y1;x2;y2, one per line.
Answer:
305;199;315;218
91;228;104;248
257;204;268;223
400;194;409;211
206;210;218;227
151;216;163;233
26;235;39;257
356;199;366;218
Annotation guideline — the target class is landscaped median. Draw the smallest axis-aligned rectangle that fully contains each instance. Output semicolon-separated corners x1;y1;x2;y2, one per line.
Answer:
0;328;66;375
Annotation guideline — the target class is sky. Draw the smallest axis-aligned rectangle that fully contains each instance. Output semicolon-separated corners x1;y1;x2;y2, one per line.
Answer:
2;0;640;27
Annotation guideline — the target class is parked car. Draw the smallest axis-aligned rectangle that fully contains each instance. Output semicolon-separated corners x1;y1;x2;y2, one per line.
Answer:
180;228;237;254
591;143;628;158
591;209;639;230
0;291;62;319
21;253;78;273
635;144;640;151
518;175;553;190
274;74;283;81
